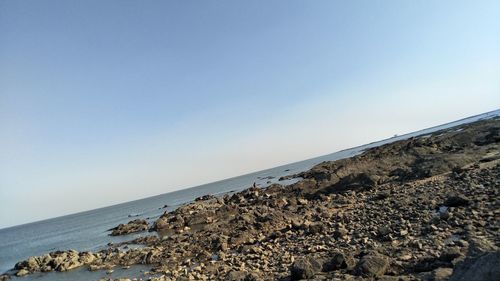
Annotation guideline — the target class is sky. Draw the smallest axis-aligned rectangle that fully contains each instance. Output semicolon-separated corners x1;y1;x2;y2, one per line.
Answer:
1;0;499;229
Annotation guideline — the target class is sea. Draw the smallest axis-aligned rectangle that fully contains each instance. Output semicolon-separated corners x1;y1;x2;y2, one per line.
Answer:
1;110;498;280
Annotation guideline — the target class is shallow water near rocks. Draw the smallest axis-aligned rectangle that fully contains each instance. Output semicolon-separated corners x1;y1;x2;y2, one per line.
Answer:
1;110;498;280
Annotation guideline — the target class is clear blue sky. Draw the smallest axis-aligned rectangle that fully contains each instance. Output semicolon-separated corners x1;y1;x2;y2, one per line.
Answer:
1;0;499;228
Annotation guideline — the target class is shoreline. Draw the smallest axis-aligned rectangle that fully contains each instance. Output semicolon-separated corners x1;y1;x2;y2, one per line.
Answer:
3;109;498;232
2;116;500;280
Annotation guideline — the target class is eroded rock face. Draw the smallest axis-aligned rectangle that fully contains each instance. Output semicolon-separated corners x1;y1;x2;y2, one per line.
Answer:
109;219;149;236
6;118;500;280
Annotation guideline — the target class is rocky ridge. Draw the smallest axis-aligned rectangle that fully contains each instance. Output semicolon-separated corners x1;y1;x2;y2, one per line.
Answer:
4;117;499;281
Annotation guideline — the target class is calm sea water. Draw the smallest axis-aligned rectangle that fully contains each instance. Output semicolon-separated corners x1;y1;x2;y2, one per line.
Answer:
1;110;498;280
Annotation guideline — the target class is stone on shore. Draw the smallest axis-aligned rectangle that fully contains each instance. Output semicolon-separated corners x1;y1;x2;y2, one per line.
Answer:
109;219;149;236
6;118;500;280
356;253;390;277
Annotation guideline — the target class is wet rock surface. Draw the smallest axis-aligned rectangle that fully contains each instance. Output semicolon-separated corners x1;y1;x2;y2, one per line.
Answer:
6;118;500;280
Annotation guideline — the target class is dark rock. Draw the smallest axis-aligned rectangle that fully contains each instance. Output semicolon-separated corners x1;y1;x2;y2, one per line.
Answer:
303;169;332;182
329;172;378;193
449;251;500;281
333;226;348;239
378;226;391;236
444;195;470;207
439;247;462;262
195;194;216;201
413;257;448;273
374;190;391;200
291;256;322;280
356;254;390;277
323;251;356;271
109;219;149;236
308;223;326;235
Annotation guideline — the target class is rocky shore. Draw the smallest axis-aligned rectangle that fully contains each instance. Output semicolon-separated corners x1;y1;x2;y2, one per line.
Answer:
3;117;499;281
108;219;149;236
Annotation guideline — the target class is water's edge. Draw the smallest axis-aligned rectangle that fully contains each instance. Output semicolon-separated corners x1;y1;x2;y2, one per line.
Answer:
1;109;498;280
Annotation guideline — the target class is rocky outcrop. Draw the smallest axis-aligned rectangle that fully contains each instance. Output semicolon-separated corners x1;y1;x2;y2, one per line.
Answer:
108;219;149;236
12;246;167;276
6;117;500;280
14;250;94;275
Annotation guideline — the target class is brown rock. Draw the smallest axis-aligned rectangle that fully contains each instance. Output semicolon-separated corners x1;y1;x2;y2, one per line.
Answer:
109;219;149;236
356;254;390;277
324;251;356;271
290;256;322;280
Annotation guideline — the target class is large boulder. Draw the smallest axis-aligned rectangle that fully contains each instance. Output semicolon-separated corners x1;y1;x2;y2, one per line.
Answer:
290;256;323;280
449;251;500;281
356;253;391;277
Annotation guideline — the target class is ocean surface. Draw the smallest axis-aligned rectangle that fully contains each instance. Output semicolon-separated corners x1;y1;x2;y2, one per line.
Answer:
1;110;498;280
